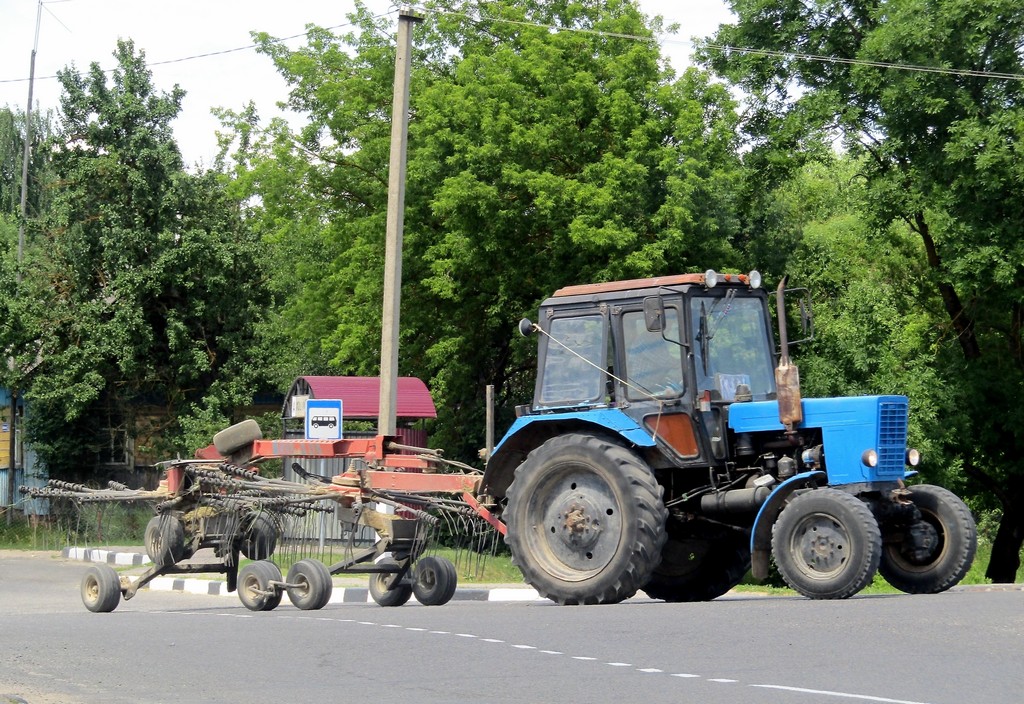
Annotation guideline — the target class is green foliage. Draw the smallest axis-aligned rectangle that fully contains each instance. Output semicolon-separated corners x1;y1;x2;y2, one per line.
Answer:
0;105;53;219
222;0;746;461
6;40;275;476
705;0;1024;578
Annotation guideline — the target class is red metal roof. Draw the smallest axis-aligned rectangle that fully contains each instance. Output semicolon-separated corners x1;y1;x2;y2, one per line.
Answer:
290;376;437;420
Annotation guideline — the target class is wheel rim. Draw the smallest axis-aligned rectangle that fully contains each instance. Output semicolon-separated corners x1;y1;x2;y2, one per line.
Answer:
242;572;263;601
788;511;852;580
84;575;100;604
420;567;437;590
522;463;624;581
885;511;946;572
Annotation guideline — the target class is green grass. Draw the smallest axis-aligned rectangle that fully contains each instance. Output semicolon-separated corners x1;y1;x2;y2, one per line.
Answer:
5;509;1022;592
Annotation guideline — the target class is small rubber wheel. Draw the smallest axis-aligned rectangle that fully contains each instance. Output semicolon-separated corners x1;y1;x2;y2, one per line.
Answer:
286;559;333;610
238;560;283;611
145;515;187;566
239;512;279;560
81;565;122;613
369;558;413;607
213;418;263;455
413;556;458;606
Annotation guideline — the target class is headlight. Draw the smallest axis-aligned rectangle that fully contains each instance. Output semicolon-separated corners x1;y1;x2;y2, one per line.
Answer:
906;448;921;466
704;269;719;288
748;270;762;289
861;449;878;468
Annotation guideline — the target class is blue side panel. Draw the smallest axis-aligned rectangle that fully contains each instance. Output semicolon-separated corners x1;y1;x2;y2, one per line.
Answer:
493;408;657;454
728;395;908;485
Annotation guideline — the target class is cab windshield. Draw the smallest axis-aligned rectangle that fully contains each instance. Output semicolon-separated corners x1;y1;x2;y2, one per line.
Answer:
691;294;776;401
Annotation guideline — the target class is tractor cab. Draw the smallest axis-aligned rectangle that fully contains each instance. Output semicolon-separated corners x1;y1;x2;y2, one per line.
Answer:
524;270;775;467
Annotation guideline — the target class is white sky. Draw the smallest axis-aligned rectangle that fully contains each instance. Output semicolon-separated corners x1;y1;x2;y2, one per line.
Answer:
0;0;734;169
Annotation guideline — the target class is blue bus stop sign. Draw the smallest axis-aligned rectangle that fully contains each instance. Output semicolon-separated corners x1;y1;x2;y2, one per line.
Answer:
305;399;343;440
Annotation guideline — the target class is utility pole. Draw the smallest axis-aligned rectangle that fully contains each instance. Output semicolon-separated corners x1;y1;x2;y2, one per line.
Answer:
378;6;423;438
8;0;43;524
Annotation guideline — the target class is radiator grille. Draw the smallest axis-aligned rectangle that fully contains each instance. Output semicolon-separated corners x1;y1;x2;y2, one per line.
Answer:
877;399;908;477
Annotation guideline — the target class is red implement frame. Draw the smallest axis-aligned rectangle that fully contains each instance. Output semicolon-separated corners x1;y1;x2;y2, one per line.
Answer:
250;436;505;534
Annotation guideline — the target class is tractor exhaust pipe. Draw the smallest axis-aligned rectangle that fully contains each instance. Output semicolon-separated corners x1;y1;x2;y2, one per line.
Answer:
775;277;803;433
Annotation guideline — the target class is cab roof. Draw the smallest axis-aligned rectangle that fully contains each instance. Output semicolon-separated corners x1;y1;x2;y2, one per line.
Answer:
552;272;753;298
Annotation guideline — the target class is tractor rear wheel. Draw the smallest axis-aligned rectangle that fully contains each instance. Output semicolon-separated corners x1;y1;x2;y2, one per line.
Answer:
773;488;881;599
642;520;750;602
879;484;977;594
504;433;667;605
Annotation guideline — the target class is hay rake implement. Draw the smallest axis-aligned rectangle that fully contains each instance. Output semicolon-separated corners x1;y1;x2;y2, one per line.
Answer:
23;421;502;613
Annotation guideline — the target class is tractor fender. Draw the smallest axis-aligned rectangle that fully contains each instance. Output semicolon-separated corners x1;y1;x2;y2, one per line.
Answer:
749;470;827;580
482;409;656;500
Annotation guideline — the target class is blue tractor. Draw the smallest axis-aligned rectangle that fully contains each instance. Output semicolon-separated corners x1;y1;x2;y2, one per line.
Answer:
481;271;977;604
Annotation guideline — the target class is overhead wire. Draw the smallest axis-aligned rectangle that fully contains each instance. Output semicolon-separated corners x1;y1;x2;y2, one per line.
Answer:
432;8;1024;82
2;6;1022;87
0;12;392;85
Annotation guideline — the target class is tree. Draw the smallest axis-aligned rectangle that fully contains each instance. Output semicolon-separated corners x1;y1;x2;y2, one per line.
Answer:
9;40;274;477
0;105;53;219
227;0;746;460
702;0;1024;580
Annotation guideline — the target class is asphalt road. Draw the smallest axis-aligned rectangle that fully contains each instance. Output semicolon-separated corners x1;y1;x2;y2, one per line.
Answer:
1;552;1021;704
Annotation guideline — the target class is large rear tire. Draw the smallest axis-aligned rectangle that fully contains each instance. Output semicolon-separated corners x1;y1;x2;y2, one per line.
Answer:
773;488;881;599
879;484;977;594
504;433;667;605
642;520;750;602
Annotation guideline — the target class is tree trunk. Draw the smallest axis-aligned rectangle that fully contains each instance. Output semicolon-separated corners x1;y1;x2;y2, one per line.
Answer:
986;494;1024;583
914;211;982;360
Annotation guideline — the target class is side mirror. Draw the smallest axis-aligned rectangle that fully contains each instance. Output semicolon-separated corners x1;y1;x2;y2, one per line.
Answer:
519;318;536;337
776;287;814;350
643;296;664;333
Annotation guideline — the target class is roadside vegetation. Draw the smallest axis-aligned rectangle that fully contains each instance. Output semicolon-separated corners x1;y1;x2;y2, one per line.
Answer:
1;0;1022;582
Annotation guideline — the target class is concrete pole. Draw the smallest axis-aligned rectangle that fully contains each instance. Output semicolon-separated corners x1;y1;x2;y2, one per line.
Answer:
485;385;495;462
378;6;423;437
8;1;42;524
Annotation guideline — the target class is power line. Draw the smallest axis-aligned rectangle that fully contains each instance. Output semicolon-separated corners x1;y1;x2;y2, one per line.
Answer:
434;8;1024;82
2;6;1023;87
0;14;384;86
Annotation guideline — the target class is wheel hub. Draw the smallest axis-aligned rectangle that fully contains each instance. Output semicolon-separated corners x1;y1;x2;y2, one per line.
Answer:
556;496;603;550
797;517;848;574
903;520;940;563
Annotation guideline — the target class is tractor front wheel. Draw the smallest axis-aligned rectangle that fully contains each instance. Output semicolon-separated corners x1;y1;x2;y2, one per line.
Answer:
879;484;977;594
504;433;667;605
773;488;881;599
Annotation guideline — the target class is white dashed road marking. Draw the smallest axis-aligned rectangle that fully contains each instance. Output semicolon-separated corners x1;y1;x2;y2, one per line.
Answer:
160;610;937;704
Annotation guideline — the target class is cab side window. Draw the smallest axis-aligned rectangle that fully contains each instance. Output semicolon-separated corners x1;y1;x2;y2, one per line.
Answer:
622;308;683;400
538;315;607;406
